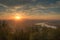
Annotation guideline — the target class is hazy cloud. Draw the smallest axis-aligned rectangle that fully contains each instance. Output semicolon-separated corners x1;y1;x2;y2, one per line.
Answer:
0;0;60;16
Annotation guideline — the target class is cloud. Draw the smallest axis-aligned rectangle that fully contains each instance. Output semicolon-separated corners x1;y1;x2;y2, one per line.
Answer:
0;0;59;6
0;0;60;20
0;0;60;16
0;0;33;6
0;4;8;12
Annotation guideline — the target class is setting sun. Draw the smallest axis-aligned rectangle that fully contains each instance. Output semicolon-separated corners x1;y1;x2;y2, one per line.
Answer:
14;16;21;20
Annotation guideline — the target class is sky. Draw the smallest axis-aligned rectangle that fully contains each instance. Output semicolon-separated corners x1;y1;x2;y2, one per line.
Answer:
0;0;60;20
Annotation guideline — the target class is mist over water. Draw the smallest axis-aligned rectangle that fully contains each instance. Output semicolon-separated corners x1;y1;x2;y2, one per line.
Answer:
35;23;57;29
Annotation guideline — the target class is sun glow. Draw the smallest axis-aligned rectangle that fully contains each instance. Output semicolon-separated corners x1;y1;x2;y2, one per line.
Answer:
14;16;21;20
15;16;20;19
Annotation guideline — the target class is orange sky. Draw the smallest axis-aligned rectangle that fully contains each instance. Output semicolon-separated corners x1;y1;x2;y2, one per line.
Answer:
0;13;60;20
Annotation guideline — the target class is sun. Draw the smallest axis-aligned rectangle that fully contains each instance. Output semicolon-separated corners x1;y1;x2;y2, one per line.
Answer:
15;16;20;19
14;16;21;20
